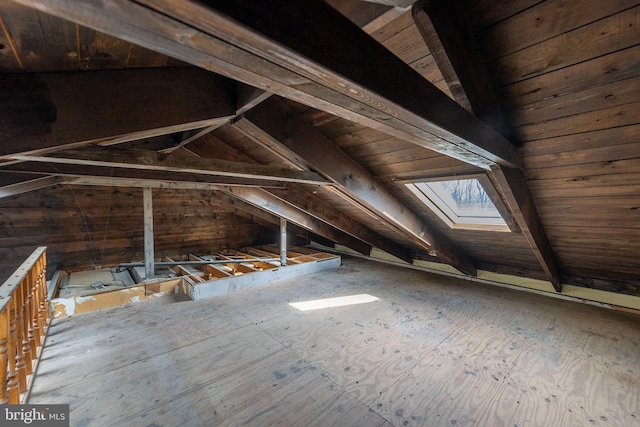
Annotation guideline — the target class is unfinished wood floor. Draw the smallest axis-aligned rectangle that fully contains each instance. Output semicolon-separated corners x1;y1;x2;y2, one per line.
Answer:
31;257;640;426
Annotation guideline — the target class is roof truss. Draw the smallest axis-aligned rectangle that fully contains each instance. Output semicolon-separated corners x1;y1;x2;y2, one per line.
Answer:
10;0;520;169
3;0;563;287
238;97;476;275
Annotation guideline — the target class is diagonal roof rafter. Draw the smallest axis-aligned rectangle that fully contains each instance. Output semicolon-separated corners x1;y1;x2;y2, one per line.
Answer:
412;0;561;291
239;97;477;275
9;0;520;169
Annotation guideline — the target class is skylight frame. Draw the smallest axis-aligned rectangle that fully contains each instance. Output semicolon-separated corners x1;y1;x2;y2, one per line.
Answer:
404;174;515;232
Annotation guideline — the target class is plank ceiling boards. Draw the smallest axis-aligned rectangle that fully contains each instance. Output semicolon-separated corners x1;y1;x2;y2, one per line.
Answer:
0;0;183;71
0;0;640;300
466;0;640;289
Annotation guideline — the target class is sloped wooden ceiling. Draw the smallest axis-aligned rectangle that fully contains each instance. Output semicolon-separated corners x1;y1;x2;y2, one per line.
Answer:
0;0;638;297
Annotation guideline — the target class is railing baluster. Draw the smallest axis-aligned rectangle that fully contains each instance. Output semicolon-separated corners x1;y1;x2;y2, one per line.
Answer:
0;247;50;403
37;257;48;335
31;271;42;349
0;307;9;404
15;285;28;392
7;297;20;402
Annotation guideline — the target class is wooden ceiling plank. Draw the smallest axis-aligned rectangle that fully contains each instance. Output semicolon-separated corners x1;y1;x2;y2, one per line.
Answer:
490;6;640;87
362;6;411;34
412;0;561;291
10;146;330;186
243;97;477;275
500;45;640;111
0;68;236;157
11;0;521;169
476;0;639;62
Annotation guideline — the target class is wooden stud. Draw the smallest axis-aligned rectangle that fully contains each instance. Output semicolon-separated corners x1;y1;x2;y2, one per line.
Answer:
280;218;287;267
143;188;154;281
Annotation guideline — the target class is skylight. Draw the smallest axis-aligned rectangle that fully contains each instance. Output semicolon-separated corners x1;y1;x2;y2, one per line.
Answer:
405;177;511;232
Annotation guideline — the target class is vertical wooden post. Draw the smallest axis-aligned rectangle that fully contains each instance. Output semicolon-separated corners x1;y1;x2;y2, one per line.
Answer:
143;187;155;280
280;217;287;267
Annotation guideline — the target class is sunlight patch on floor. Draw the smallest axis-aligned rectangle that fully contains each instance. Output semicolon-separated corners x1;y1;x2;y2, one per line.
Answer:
289;294;379;311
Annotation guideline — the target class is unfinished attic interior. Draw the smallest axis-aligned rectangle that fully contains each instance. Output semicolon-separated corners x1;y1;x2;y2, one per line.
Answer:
0;0;639;425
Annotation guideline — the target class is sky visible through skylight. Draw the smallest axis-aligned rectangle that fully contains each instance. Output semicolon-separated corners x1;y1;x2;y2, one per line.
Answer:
426;179;500;219
406;178;508;229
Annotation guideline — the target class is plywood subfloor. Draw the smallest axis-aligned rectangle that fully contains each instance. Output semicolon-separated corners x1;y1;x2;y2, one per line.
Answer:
30;257;640;426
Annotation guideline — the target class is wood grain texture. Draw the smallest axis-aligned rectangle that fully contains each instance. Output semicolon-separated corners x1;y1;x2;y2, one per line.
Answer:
476;0;640;61
0;185;277;283
243;97;477;275
0;69;236;156
29;257;640;426
488;6;640;86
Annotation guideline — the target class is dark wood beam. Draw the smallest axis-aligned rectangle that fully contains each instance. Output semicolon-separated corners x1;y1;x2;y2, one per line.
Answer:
489;166;561;291
211;192;338;250
179;134;374;256
242;98;476;275
412;0;561;291
11;0;521;169
188;135;413;263
236;84;272;116
0;162;288;189
266;187;413;264
412;0;510;138
10;146;330;186
158;125;221;155
0;68;236;157
219;186;372;256
120;82;269;155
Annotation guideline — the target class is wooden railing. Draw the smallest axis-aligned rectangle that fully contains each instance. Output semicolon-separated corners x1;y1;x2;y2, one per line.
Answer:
0;247;50;404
